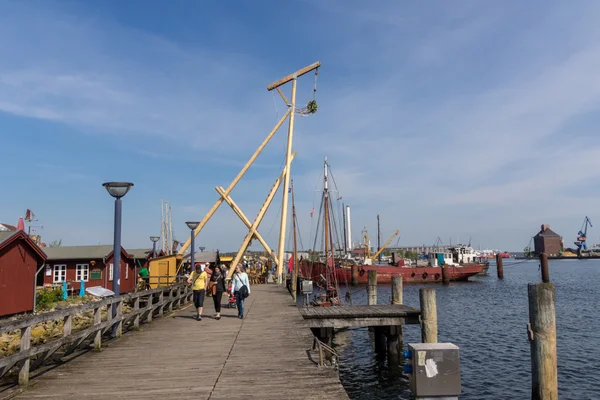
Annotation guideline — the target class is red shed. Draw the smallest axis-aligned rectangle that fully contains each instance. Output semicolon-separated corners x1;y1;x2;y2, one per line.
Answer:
42;245;136;294
0;230;47;317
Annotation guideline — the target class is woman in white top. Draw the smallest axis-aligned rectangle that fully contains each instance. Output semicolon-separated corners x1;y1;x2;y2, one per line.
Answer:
230;263;251;319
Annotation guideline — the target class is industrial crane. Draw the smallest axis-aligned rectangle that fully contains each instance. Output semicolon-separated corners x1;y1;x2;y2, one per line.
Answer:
574;216;593;255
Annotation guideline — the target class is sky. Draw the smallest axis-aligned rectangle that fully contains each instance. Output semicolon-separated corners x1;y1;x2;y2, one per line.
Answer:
2;0;600;253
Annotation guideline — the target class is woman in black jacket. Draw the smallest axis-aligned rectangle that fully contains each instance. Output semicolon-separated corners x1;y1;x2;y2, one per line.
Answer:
209;265;227;320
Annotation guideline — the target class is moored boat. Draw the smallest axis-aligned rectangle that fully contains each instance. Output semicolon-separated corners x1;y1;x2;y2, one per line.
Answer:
300;245;484;284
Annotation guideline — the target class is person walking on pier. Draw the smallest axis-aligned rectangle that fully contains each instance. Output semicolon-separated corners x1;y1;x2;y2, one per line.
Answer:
187;263;208;321
231;263;251;319
209;265;226;320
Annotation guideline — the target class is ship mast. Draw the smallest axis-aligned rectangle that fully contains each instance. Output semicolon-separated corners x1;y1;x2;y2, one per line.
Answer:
323;157;330;274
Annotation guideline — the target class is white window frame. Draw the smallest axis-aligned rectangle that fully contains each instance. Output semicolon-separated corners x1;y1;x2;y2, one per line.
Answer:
109;263;114;281
53;264;66;283
125;262;128;280
76;264;89;282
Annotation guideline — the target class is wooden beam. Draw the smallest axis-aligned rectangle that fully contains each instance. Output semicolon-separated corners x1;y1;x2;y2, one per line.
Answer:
178;108;291;255
303;317;419;329
276;87;289;105
215;187;278;266
227;155;294;279
267;61;321;91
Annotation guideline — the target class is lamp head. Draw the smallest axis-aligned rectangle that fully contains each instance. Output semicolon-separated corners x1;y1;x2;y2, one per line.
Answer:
186;221;200;230
150;236;160;243
102;182;134;199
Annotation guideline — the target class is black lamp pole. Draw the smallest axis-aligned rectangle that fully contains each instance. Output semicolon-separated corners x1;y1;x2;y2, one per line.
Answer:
102;182;133;337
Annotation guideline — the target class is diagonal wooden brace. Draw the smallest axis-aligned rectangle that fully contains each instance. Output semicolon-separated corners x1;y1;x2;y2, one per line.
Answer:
216;152;295;277
215;187;277;265
226;154;295;279
178;108;291;255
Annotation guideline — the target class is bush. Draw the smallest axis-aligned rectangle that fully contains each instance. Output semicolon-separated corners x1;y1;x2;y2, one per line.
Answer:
36;287;64;310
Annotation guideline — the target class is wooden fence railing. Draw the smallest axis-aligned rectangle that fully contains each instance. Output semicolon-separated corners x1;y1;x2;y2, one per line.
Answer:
0;282;192;386
312;337;339;369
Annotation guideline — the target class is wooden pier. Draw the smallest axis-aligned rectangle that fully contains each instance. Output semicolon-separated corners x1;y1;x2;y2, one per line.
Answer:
299;304;420;328
1;285;348;400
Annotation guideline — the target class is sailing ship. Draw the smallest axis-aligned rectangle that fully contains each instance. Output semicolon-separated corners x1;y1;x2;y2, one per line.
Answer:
297;157;342;306
297;159;484;285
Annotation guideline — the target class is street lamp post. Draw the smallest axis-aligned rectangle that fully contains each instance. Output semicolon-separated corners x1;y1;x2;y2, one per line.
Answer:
102;182;133;337
186;222;200;273
150;236;160;258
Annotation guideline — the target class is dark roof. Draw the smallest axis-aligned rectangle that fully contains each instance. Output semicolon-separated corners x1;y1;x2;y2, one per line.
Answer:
0;231;17;245
0;230;47;261
128;248;152;259
183;251;219;263
535;228;561;238
44;245;132;261
0;223;18;232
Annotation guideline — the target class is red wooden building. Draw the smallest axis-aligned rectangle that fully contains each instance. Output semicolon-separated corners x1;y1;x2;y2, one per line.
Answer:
42;245;140;293
0;230;47;317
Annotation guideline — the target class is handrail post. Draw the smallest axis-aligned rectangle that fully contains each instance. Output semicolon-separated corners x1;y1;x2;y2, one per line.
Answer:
159;291;164;317
146;294;153;323
18;326;32;385
93;306;102;350
115;299;123;337
133;295;140;329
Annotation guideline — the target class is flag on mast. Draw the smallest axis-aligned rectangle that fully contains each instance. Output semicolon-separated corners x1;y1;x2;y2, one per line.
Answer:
25;209;35;222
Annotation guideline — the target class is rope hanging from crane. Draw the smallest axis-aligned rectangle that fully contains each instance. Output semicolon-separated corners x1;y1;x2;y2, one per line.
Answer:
296;68;319;116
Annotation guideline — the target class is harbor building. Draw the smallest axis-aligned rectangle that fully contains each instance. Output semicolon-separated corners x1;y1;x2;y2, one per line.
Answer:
533;224;563;257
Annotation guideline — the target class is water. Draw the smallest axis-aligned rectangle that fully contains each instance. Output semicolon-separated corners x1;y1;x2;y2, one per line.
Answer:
317;260;599;399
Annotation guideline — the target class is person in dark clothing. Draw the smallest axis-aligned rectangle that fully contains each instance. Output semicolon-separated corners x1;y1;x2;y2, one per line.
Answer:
210;265;226;320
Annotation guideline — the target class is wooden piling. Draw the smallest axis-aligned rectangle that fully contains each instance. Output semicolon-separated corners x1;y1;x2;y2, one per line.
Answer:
496;253;504;279
539;253;550;283
390;275;404;357
528;283;558;400
419;288;438;343
441;265;450;285
374;326;387;353
368;270;377;305
391;275;403;305
351;265;359;286
386;325;402;364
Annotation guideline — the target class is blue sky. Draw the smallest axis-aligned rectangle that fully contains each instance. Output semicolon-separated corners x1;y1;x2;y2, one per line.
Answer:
2;0;600;252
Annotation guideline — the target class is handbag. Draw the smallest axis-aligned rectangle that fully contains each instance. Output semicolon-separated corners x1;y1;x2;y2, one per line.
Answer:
207;280;217;296
236;275;249;299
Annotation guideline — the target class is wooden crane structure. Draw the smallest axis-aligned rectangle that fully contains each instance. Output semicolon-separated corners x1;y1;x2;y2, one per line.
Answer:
170;61;321;284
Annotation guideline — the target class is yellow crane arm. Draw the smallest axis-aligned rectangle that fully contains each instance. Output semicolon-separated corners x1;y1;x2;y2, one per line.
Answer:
371;230;399;261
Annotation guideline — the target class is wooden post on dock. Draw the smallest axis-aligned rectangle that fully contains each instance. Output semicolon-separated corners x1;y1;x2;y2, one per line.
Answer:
351;265;359;286
528;283;558;400
419;288;438;343
441;264;450;285
539;253;550;283
496;253;504;279
368;270;377;305
388;275;403;364
391;275;403;305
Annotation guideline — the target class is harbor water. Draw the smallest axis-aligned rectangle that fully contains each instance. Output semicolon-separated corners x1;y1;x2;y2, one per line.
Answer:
323;259;599;399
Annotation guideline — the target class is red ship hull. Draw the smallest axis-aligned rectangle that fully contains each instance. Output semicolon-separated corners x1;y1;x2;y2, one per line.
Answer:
299;261;483;284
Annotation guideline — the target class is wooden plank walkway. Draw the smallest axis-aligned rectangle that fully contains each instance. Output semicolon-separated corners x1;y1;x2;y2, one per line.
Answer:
10;285;348;400
299;304;421;329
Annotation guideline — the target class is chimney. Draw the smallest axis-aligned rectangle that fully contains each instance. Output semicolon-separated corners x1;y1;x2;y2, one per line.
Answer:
541;224;550;232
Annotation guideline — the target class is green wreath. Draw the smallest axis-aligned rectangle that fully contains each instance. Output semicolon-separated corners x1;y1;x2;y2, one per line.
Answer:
306;100;318;114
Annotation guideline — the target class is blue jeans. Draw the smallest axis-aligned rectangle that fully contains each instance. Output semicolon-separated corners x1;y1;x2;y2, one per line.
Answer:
235;291;244;317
